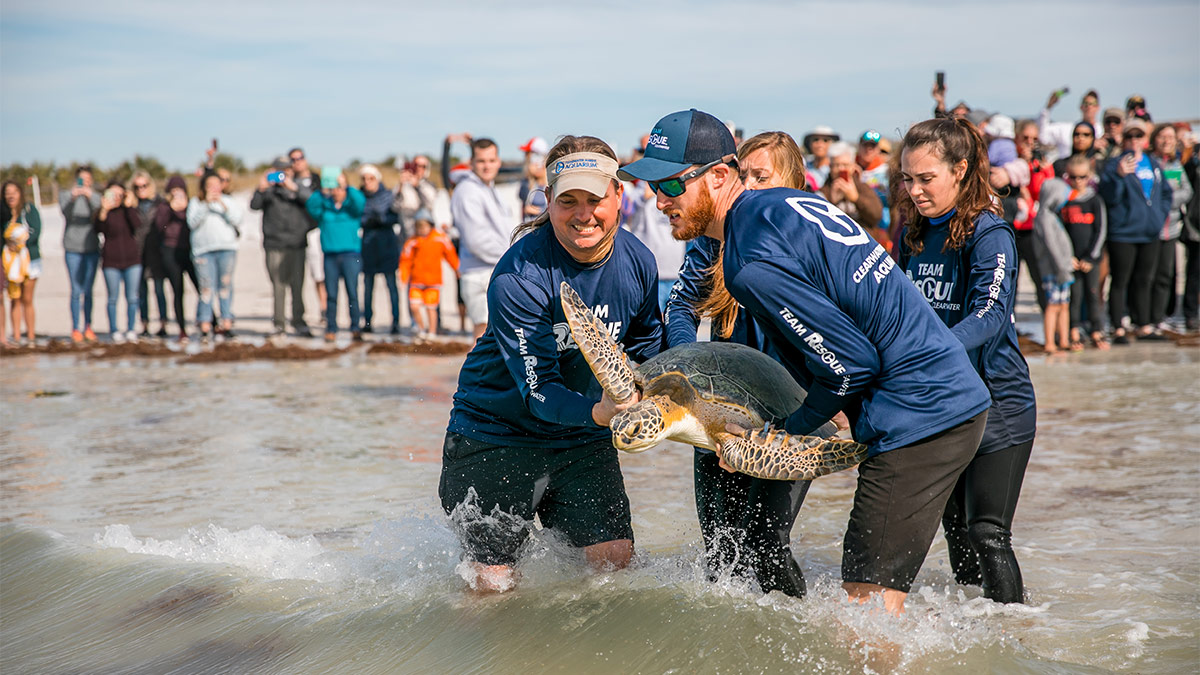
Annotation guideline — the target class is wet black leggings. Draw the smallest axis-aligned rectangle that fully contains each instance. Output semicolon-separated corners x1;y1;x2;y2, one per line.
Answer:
941;439;1033;604
694;450;811;597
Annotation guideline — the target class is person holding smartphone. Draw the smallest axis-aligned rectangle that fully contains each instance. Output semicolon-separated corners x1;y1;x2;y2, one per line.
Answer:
59;166;102;342
1098;116;1173;343
252;157;316;338
819;141;883;229
93;181;145;343
153;176;195;341
187;172;243;341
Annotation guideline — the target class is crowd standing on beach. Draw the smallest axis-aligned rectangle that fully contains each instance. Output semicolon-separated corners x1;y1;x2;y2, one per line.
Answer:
1;82;1196;612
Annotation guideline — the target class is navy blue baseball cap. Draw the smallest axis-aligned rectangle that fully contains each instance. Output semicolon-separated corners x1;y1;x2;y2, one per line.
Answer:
618;109;736;182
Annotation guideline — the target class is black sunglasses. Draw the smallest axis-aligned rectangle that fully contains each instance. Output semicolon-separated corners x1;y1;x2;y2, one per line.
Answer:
1073;131;1094;137
647;155;736;198
1125;131;1146;139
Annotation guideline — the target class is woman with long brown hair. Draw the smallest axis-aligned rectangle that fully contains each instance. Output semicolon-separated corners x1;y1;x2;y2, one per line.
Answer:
893;116;1036;603
2;179;40;345
662;130;819;598
440;135;663;593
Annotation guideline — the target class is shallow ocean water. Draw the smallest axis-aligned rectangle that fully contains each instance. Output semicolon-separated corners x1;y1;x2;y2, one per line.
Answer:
1;345;1197;674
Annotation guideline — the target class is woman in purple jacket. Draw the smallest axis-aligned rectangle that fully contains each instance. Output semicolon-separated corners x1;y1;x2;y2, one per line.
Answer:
93;181;145;343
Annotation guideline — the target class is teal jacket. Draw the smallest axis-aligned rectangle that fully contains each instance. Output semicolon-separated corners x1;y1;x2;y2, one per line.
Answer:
307;187;365;254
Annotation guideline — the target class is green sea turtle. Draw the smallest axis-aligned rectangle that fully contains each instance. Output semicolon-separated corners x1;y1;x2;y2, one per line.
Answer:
559;281;868;481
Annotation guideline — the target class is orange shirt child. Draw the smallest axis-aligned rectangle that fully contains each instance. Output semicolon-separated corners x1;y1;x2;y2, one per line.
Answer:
400;226;460;304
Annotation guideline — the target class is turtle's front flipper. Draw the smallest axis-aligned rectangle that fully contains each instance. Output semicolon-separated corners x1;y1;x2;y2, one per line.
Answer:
716;427;868;481
560;280;637;403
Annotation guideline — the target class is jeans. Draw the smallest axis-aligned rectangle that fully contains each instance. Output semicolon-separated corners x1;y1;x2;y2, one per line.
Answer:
265;248;308;331
324;251;362;332
103;264;143;334
194;249;237;325
64;251;100;331
363;270;400;329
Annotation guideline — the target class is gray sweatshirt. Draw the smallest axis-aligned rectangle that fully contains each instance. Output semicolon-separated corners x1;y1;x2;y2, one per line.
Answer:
59;189;102;254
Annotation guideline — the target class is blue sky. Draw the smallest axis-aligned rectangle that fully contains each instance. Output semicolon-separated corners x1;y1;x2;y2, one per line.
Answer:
2;0;1197;171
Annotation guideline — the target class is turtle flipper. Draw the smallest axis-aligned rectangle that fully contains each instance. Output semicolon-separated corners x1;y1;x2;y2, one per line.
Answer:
559;280;637;403
716;426;868;481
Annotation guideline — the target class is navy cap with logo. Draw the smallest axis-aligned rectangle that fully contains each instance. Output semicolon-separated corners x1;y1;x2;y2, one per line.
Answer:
618;109;736;182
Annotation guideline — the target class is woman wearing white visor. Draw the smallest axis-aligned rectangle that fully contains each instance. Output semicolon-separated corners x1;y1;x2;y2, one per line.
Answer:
439;135;665;592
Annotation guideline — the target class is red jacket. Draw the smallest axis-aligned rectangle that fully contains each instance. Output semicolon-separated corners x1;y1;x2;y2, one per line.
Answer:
1014;160;1055;232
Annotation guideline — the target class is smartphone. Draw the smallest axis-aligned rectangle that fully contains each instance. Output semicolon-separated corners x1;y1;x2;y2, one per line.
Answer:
211;138;219;152
838;169;851;182
935;71;945;90
1056;86;1070;97
267;171;285;184
76;177;84;187
403;161;418;173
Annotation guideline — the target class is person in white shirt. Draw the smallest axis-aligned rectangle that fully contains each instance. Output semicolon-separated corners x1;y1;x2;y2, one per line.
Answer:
449;137;512;340
1038;88;1103;163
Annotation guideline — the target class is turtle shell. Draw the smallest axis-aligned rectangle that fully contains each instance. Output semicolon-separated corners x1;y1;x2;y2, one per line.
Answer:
635;342;811;426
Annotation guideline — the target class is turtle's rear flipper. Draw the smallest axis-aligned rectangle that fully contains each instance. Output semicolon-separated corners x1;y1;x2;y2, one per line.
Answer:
716;427;868;481
560;280;637;404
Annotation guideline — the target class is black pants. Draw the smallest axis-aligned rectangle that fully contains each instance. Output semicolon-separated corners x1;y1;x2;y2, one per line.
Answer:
1015;230;1047;312
1150;238;1179;325
160;245;196;335
941;438;1034;604
1183;238;1199;323
1069;265;1104;334
139;266;168;328
694;449;811;597
1108;240;1160;329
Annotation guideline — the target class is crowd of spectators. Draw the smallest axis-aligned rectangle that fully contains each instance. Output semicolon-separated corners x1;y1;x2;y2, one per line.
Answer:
1;83;1195;351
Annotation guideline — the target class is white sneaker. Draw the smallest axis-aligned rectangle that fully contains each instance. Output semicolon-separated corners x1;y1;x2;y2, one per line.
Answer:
112;332;126;344
125;330;139;343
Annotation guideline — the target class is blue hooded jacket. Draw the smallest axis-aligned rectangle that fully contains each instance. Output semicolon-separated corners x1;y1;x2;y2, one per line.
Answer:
1099;153;1173;243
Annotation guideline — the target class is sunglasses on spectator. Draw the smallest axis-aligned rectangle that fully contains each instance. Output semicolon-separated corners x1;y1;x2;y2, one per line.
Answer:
290;155;305;162
1104;118;1121;125
1073;131;1094;137
647;155;735;198
133;183;149;190
1125;131;1146;139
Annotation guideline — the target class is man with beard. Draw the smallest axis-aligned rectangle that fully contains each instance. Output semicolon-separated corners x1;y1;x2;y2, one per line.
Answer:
620;109;991;615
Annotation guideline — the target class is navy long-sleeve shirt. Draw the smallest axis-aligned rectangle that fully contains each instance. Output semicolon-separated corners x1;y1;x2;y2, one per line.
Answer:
447;225;664;447
899;210;1036;454
722;188;990;456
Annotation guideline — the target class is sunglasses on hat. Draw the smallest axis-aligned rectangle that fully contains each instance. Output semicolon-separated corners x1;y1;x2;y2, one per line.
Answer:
647;155;735;198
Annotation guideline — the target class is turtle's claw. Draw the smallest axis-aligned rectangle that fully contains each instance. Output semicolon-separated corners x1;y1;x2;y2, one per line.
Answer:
719;426;868;481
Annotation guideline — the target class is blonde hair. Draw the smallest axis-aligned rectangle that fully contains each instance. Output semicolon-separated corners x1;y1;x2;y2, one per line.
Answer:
699;131;808;338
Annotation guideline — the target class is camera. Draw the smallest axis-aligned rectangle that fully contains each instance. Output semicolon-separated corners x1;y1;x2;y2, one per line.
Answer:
267;171;285;184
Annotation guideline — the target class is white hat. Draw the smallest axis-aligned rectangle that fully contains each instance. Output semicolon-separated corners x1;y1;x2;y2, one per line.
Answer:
983;115;1015;140
547;152;619;199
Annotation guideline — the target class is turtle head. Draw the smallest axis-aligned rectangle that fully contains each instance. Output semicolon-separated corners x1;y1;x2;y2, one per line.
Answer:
610;401;667;452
